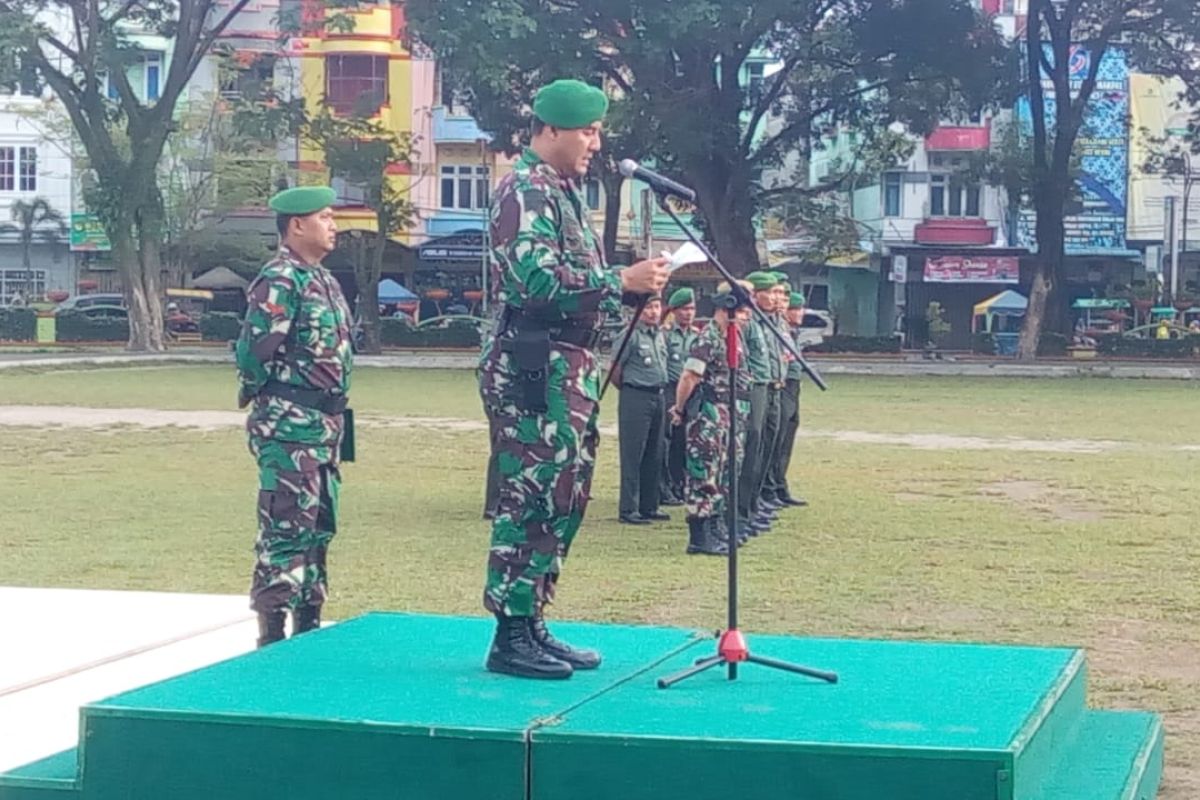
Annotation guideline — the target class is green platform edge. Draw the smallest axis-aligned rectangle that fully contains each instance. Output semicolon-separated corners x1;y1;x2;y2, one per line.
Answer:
0;614;1165;800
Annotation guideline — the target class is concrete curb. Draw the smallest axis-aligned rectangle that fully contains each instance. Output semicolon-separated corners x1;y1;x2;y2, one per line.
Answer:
1;350;1198;379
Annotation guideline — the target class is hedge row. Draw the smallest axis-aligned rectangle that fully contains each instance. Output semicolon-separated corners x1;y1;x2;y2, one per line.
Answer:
200;312;243;342
807;335;901;354
0;307;37;341
55;310;129;342
381;318;481;348
1095;334;1200;359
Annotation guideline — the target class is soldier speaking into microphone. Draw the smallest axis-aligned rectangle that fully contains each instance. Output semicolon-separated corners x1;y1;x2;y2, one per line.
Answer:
477;79;669;679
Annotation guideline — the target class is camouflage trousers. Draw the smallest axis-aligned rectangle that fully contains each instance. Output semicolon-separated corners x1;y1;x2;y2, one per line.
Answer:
482;399;600;618
684;397;746;519
249;436;340;615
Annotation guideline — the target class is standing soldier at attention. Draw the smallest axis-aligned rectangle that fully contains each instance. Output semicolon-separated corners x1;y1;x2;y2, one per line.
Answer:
659;288;698;506
771;290;810;507
759;273;793;512
478;79;669;680
614;294;671;525
670;282;754;556
736;271;777;537
235;186;353;648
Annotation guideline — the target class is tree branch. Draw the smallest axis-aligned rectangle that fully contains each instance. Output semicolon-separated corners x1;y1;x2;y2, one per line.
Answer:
740;51;805;156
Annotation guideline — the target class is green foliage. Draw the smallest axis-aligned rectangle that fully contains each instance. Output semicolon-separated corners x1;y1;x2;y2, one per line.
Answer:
1096;334;1200;359
200;312;243;343
0;307;37;341
406;0;1006;265
55;311;130;342
380;318;482;348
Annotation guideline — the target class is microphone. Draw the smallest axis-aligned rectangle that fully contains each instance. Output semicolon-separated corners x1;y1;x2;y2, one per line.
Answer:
618;159;696;203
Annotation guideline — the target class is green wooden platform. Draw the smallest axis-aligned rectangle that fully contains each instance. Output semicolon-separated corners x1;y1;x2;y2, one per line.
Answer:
0;613;1163;799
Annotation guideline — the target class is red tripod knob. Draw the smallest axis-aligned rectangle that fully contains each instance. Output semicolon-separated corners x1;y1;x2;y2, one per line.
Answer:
718;629;749;662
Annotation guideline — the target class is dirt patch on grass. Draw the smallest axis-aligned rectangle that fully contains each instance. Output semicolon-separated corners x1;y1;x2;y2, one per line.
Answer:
978;479;1106;522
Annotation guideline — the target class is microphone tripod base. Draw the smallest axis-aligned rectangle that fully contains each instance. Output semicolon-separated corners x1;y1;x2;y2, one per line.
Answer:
656;629;839;689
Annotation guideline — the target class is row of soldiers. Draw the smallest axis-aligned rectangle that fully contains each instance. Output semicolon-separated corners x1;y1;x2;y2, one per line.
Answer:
614;271;811;555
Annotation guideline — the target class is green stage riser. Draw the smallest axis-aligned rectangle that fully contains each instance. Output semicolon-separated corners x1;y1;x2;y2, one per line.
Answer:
79;715;522;800
0;614;1165;800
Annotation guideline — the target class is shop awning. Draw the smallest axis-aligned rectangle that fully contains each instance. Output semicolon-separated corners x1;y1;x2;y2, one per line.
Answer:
825;250;871;269
973;290;1027;317
378;279;418;303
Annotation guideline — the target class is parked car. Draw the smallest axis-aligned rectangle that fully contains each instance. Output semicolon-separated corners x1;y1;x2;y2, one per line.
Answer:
55;293;126;313
795;309;832;347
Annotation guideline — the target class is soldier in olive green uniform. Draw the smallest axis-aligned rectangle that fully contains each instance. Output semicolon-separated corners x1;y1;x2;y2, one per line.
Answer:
616;295;671;524
660;288;698;505
736;271;778;535
235;186;352;648
759;273;793;510
770;291;810;507
477;80;669;680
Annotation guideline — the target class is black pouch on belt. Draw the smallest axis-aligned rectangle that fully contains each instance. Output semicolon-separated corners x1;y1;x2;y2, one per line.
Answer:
339;408;356;462
512;328;551;413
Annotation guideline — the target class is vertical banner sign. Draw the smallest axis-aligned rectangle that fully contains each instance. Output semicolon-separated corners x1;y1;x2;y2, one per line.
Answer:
1017;46;1130;254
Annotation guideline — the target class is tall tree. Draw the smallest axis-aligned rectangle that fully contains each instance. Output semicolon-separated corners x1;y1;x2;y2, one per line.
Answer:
1015;0;1200;360
304;111;416;355
0;197;67;292
406;0;1004;271
0;0;256;350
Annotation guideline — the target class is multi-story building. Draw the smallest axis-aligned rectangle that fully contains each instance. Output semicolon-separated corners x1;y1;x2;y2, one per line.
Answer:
0;86;74;303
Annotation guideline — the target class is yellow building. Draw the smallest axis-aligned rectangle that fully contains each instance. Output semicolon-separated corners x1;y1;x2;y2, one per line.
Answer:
295;2;416;243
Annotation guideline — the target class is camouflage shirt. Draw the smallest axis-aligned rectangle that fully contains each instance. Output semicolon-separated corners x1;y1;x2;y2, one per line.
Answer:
684;322;751;399
479;148;622;405
235;245;353;448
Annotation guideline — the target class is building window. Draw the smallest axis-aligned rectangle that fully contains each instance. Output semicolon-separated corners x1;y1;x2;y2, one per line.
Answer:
440;165;488;210
331;175;367;205
220;53;275;99
18;147;36;192
746;62;765;95
883;172;902;217
930;174;981;217
585;179;601;211
326;55;388;116
144;53;161;102
0;147;36;192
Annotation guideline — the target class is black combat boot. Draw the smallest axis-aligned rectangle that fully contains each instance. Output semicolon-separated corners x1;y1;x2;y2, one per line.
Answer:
256;611;286;648
687;517;728;556
531;606;601;670
293;605;321;635
486;616;573;679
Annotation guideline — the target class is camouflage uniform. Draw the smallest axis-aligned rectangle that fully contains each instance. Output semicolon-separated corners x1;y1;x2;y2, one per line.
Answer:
236;244;352;617
683;323;749;520
478;148;621;618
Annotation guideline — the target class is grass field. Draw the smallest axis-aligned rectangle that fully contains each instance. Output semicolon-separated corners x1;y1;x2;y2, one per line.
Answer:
0;364;1197;796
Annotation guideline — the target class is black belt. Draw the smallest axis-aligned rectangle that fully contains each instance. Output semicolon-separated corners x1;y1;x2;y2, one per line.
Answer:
623;384;665;393
500;328;601;351
498;306;602;349
261;381;348;415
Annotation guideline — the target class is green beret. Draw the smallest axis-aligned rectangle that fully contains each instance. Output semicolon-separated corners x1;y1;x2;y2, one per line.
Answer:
789;292;807;308
533;79;609;129
270;186;336;216
771;271;789;283
745;271;778;291
667;287;695;308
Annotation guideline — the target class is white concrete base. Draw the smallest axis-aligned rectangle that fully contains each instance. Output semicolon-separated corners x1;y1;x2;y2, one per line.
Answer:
0;587;258;772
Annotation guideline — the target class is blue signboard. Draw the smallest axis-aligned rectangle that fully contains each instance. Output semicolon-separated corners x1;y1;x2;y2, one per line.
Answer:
1016;46;1131;255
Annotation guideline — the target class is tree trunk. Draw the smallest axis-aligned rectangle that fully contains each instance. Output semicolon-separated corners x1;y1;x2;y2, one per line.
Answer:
357;230;385;355
601;171;624;263
688;167;762;274
1017;198;1065;360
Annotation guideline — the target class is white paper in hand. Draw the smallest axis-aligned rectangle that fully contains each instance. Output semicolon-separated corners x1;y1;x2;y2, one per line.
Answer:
661;242;707;272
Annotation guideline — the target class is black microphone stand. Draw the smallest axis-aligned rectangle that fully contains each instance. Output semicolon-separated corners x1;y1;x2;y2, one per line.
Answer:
652;192;837;689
